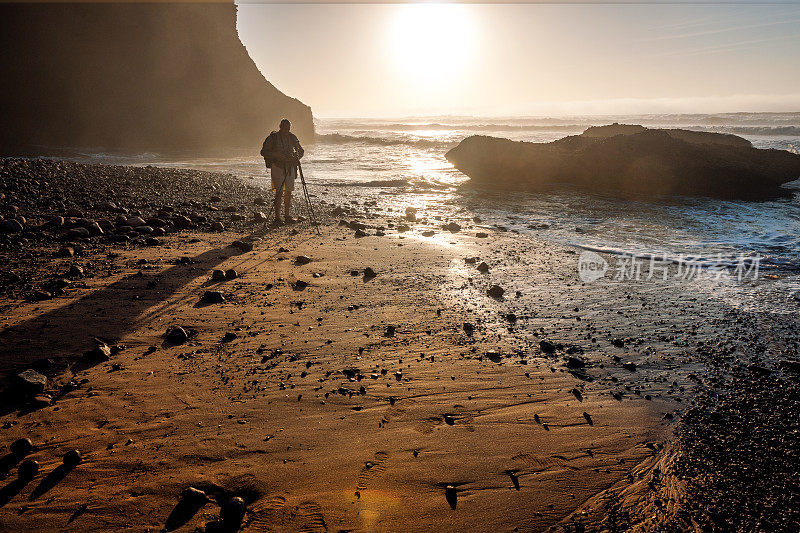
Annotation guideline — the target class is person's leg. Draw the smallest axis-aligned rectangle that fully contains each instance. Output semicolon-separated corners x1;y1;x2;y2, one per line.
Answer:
270;165;285;223
273;189;282;220
283;166;296;222
283;187;292;220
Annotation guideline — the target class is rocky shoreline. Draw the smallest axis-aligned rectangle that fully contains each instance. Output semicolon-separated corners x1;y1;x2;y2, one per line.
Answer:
0;158;275;302
0;158;798;531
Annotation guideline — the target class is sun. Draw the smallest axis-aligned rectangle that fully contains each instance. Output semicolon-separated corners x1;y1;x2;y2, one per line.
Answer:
388;3;476;87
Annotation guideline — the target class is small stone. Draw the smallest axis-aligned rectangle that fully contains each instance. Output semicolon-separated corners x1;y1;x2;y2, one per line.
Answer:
611;338;625;348
295;255;312;265
65;227;90;239
363;267;376;279
445;485;458;509
463;322;474;336
181;487;208;503
63;449;82;469
67;264;84;278
224;269;238;280
566;356;586;369
32;395;52;408
539;340;556;353
166;326;189;344
31;290;52;301
486;285;504;298
10;438;33;457
443;222;461;232
221;496;246;529
477;262;489;273
0;219;24;233
476;232;489;238
47;216;65;228
18;459;39;480
622;362;637;371
230;240;253;252
354;229;368;238
212;269;226;281
84;342;111;363
202;291;225;304
222;332;238;342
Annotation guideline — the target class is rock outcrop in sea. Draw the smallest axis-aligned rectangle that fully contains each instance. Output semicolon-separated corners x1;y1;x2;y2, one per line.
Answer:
445;124;800;199
0;2;314;154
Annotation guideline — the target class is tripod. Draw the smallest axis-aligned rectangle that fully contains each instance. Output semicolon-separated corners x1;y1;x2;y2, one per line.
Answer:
264;160;320;235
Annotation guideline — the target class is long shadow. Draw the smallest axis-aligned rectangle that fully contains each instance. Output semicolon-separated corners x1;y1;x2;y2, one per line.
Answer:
0;452;22;480
164;495;207;531
0;477;30;508
0;238;257;410
29;463;71;500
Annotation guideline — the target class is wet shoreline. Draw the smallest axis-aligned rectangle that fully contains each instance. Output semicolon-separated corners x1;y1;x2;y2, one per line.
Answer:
0;157;798;531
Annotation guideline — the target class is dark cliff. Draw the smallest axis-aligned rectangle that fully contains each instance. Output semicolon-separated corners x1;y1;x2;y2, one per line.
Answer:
0;2;314;155
445;125;800;200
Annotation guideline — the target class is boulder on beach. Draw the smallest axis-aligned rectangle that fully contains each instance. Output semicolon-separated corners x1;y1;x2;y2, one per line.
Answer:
14;369;47;395
445;124;800;199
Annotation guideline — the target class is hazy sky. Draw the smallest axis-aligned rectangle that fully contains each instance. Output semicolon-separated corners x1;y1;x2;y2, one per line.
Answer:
236;3;800;117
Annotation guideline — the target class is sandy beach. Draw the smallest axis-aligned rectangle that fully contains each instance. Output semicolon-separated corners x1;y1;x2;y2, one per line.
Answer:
0;158;798;532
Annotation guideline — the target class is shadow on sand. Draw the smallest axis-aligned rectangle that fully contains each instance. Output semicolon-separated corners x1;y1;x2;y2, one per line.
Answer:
0;234;269;412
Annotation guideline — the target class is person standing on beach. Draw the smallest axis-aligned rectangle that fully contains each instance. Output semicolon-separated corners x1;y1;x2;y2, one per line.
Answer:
261;118;304;224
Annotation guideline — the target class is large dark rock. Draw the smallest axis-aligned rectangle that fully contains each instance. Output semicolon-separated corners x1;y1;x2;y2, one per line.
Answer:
0;2;313;155
14;369;47;396
445;124;800;199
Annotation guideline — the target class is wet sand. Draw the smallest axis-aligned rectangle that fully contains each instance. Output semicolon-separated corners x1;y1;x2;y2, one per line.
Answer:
0;158;798;531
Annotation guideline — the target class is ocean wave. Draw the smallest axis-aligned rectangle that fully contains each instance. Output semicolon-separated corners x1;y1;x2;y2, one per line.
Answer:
687;125;800;136
339;122;590;131
315;133;454;149
325;178;410;188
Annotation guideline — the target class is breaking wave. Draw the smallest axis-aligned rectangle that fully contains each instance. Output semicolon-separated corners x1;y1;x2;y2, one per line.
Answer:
315;133;454;149
327;178;410;188
688;125;800;136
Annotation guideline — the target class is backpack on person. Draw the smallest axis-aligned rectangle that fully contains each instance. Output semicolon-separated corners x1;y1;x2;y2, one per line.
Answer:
260;131;279;167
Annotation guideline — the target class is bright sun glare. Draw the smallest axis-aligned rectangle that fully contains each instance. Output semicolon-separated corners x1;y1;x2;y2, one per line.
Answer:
389;4;476;88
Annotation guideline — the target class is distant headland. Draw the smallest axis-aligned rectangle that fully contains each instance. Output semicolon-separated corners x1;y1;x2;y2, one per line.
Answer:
0;2;314;155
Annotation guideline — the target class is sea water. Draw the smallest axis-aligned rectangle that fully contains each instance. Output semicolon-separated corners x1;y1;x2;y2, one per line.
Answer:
75;112;800;311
